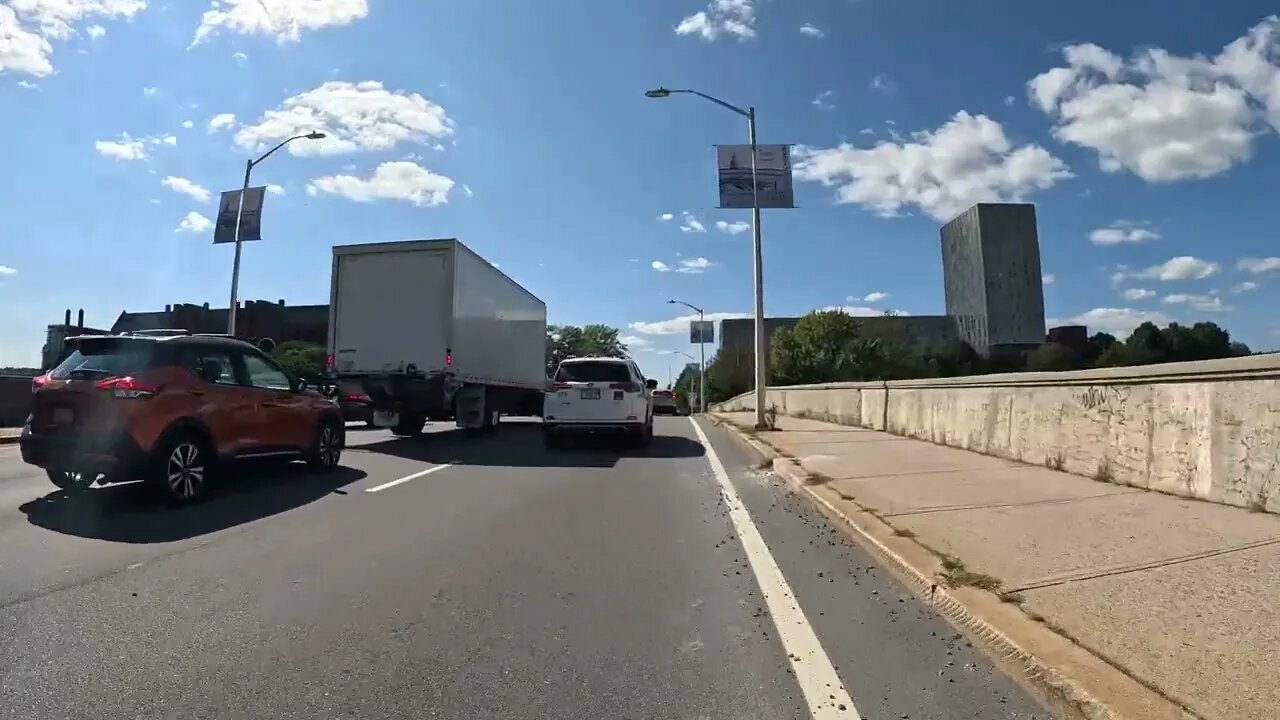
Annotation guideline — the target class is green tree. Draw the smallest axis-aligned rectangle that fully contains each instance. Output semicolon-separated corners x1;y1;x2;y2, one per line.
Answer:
703;347;754;404
272;341;327;380
546;324;627;374
1082;332;1118;366
1025;343;1080;371
1124;322;1169;365
770;310;883;385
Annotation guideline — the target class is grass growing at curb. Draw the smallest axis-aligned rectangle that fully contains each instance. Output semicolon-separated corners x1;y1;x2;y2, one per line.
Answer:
893;528;916;538
940;555;1002;591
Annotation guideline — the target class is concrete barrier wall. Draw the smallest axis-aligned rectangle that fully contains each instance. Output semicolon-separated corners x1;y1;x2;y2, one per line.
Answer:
0;376;33;427
714;354;1280;514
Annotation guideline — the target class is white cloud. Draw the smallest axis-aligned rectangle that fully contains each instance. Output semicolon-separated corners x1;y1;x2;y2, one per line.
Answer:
1232;281;1259;293
9;0;144;40
658;212;674;222
1089;220;1160;245
265;183;284;195
860;291;889;302
175;211;211;233
1122;288;1155;300
233;50;247;61
1041;273;1055;285
858;128;875;136
16;79;37;89
193;0;368;44
1238;256;1280;274
306;161;454;207
161;176;210;202
620;335;652;350
1161;293;1232;312
794;111;1071;221
799;23;823;38
1029;19;1280;182
0;265;17;276
1004;95;1016;106
870;73;897;94
86;23;105;38
811;89;835;111
675;0;755;41
234;80;452;156
0;5;54;76
1068;307;1171;336
207;112;236;131
1137;256;1220;281
629;311;751;336
181;119;194;129
94;132;147;160
715;219;749;235
153;134;176;146
679;212;706;233
651;260;670;272
676;257;714;274
142;85;157;96
460;183;472;198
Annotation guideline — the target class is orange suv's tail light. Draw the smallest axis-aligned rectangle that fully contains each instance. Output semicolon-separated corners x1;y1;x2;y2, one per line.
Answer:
95;376;160;399
31;373;50;393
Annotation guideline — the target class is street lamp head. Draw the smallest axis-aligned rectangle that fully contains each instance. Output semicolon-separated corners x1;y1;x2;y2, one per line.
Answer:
666;299;677;304
645;87;672;99
305;132;327;140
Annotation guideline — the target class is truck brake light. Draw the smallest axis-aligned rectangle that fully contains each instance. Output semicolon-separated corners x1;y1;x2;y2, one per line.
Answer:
445;349;453;366
325;354;334;367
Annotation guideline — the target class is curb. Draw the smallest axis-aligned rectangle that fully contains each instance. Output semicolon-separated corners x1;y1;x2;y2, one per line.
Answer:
708;414;1193;720
0;435;19;445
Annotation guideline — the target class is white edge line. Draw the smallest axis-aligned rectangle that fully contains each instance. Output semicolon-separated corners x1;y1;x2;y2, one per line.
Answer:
365;463;454;493
690;417;861;720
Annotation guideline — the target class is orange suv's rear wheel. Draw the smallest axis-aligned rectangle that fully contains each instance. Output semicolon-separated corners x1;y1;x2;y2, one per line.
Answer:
150;433;210;504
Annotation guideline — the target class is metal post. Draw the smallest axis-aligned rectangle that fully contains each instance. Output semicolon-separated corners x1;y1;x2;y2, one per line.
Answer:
748;107;767;429
227;158;253;336
698;307;706;415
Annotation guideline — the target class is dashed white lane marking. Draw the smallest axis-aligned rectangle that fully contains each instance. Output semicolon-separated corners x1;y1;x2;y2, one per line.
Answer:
690;418;861;719
365;463;454;493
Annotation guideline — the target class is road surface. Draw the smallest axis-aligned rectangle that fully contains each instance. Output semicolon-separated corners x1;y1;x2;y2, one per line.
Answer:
0;417;1048;719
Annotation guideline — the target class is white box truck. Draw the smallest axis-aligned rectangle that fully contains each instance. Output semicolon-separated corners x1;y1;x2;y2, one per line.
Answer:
327;239;547;435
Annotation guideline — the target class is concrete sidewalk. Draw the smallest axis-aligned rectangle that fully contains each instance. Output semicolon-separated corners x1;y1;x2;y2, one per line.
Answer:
0;427;19;444
716;411;1280;720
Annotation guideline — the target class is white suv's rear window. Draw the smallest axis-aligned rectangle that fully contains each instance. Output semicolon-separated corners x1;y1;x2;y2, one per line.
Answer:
555;361;630;383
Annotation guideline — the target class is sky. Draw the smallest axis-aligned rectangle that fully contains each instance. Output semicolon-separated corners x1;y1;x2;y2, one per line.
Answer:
3;0;1280;383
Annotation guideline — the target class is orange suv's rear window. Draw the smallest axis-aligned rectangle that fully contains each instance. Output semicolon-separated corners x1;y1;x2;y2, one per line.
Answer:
51;338;160;381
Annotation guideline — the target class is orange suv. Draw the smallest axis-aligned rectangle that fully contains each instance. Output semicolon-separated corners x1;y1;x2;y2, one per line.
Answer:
20;331;345;503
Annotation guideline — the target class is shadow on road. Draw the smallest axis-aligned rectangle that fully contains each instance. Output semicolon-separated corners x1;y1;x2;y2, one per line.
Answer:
358;422;706;470
18;463;366;544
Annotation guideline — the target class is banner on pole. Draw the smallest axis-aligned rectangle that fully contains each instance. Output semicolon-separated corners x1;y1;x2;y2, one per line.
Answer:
213;186;267;244
716;144;794;209
690;320;715;344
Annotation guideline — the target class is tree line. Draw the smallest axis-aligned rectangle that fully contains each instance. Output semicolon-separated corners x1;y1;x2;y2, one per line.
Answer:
693;310;1255;406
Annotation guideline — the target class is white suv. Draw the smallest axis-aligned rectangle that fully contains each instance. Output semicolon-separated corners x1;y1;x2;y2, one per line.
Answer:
543;357;655;448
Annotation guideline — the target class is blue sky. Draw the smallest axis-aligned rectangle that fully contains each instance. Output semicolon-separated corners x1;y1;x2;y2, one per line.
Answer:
3;0;1280;382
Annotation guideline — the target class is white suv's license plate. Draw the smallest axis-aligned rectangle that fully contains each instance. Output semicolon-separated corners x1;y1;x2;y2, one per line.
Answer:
580;388;601;400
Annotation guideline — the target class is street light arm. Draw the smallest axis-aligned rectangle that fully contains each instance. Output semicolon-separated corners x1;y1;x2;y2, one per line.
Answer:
667;299;704;315
669;89;750;117
251;133;313;168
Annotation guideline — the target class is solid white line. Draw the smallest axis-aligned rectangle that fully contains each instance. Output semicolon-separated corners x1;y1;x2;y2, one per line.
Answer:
690;418;861;720
365;463;454;493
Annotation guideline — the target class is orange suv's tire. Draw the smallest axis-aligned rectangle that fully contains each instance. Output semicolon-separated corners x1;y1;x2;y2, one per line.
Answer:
149;432;211;504
307;419;344;470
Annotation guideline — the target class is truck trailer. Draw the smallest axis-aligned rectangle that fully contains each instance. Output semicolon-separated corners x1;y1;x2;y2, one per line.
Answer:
327;239;547;435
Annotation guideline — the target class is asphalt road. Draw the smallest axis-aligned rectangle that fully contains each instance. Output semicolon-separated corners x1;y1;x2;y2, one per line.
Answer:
0;418;1048;720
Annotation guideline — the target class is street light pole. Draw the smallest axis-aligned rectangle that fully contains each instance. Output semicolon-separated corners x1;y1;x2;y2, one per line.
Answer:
667;299;706;414
226;131;326;336
647;87;767;428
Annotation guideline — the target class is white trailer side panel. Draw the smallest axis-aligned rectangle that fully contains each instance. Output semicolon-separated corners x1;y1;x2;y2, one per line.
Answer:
331;244;452;375
451;244;547;389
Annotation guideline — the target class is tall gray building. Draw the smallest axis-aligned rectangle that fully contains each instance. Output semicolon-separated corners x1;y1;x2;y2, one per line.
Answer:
940;203;1045;355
